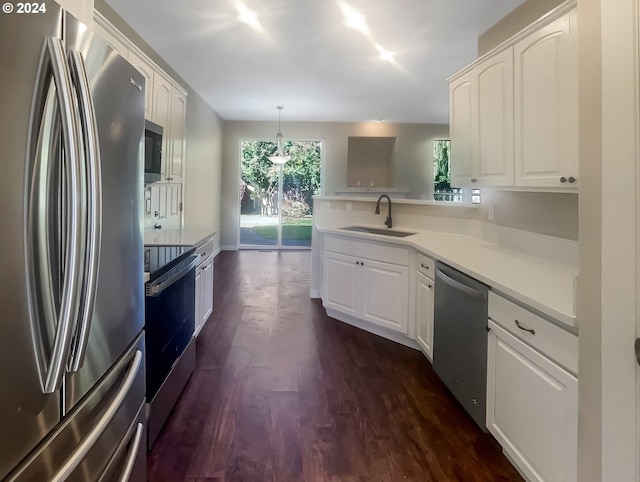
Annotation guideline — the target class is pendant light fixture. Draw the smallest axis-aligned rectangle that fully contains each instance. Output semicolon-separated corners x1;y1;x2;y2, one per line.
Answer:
268;106;291;164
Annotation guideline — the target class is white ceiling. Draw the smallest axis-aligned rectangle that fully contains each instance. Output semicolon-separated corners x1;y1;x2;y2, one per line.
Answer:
104;0;524;123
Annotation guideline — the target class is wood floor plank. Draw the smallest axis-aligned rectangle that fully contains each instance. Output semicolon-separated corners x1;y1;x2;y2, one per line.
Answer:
147;250;523;481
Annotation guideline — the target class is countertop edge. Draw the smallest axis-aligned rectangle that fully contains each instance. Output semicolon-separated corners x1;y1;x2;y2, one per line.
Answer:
144;228;217;248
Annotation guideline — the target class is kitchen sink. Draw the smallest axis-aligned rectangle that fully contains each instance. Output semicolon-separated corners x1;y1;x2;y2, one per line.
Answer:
339;226;415;237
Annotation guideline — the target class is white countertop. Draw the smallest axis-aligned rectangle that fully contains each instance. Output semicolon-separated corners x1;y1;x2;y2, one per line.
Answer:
317;223;578;330
144;228;216;247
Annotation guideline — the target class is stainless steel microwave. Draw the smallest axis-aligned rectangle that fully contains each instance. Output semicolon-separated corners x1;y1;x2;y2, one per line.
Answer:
144;120;163;183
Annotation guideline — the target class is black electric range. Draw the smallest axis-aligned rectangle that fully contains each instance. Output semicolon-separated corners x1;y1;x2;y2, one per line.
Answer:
143;244;198;447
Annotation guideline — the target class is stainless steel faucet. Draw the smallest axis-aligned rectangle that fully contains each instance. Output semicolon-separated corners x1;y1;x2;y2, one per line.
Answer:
375;194;392;228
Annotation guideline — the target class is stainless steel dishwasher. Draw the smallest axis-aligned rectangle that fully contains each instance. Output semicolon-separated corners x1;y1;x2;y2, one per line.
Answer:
433;261;489;430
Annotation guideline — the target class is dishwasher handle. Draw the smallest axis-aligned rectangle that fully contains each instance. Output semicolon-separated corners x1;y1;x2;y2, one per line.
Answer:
436;266;487;300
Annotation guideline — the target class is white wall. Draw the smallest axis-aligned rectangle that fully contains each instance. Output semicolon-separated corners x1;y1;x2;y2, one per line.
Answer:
578;0;640;480
220;120;449;249
478;0;566;55
183;91;223;238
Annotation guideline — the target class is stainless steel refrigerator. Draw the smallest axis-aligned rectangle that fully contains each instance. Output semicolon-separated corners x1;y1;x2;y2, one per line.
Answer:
0;4;147;481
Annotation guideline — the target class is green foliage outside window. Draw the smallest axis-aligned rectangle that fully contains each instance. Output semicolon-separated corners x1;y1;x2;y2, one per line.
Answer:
433;139;451;191
433;140;461;202
240;140;321;216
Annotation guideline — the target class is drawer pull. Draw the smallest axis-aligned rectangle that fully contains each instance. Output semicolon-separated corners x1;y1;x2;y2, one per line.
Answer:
421;263;430;270
514;319;535;335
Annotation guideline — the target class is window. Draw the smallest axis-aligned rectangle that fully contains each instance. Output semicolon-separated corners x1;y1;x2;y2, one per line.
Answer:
433;139;462;202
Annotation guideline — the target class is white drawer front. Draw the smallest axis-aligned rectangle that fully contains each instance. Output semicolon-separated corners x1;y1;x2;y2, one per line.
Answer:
488;292;578;375
416;252;435;277
196;238;214;260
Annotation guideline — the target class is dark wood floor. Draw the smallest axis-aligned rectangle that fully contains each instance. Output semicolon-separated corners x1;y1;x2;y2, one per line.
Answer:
147;250;523;482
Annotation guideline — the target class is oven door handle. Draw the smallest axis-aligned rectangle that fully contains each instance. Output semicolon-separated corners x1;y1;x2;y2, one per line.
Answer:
146;255;199;297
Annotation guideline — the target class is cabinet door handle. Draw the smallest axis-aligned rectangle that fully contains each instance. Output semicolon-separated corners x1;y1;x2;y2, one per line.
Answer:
514;319;535;335
421;263;430;270
568;176;576;183
470;178;478;183
428;284;433;289
560;176;567;183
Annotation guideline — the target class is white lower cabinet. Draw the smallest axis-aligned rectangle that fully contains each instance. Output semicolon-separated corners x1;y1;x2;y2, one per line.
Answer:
415;253;435;360
195;254;214;336
360;259;409;332
487;319;578;482
194;238;215;336
323;236;409;334
323;252;359;317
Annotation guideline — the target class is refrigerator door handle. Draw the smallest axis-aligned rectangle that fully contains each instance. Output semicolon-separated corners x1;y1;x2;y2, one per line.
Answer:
37;37;84;394
117;422;144;482
66;49;102;373
49;349;143;482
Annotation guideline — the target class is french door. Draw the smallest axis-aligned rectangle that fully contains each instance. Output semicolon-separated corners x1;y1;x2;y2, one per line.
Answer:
239;140;321;249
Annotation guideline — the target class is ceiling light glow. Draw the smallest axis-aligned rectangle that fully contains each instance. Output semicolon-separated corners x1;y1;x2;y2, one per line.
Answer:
375;44;396;62
340;3;370;35
234;2;263;32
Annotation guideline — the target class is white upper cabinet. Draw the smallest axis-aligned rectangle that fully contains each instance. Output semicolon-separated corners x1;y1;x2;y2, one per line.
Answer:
514;9;578;188
448;4;577;190
127;50;154;119
151;74;172;133
475;48;514;186
151;73;186;183
93;13;188;186
450;49;514;187
152;74;172;181
449;71;474;186
168;89;187;183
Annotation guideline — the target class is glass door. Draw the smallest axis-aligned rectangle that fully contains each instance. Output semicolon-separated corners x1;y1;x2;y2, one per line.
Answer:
240;140;321;249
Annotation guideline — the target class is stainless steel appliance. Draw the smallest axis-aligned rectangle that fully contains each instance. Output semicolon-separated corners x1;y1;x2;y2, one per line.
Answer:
433;262;489;430
0;5;147;481
144;245;198;448
144;120;163;184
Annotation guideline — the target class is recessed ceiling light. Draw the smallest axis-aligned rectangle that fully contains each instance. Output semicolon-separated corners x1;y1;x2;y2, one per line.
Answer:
234;2;263;32
375;44;396;62
340;3;370;36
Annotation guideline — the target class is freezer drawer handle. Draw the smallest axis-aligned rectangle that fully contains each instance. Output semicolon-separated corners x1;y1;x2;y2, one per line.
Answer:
435;266;487;300
67;49;103;373
118;422;144;482
49;349;143;482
